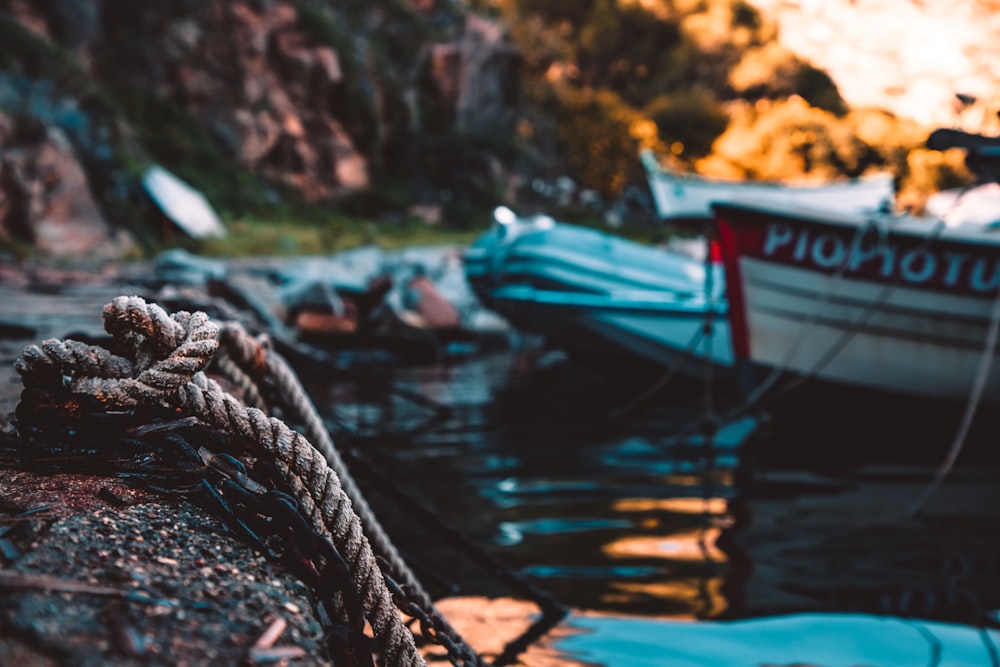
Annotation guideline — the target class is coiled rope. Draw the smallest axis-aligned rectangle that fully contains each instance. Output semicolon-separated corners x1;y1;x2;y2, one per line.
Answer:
213;321;484;667
15;296;428;666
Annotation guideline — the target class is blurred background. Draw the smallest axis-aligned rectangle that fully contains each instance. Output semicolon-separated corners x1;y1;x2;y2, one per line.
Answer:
1;0;998;260
3;4;1000;664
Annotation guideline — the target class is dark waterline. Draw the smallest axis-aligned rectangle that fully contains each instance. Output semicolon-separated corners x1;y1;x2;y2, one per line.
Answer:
307;348;1000;664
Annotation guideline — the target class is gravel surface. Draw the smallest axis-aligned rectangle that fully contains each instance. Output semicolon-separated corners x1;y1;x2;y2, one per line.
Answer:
0;471;328;666
0;259;572;666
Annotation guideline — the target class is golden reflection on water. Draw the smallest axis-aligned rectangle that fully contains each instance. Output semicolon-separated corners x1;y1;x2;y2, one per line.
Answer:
613;497;728;515
659;472;735;487
601;577;729;618
600;508;730;618
603;527;726;562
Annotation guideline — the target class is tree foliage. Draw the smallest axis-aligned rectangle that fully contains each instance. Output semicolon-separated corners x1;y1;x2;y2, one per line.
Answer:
644;88;729;163
699;97;877;180
551;86;664;197
497;0;950;208
3;0;965;237
729;43;846;114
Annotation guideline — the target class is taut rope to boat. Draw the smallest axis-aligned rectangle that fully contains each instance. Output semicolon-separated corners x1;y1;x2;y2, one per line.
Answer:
213;320;483;666
906;283;1000;517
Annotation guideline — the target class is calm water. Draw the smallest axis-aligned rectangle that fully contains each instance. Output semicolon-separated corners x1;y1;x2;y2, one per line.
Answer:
309;347;1000;666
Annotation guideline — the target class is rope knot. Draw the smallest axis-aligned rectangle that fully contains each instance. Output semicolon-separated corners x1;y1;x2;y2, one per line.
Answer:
17;295;220;409
13;294;461;666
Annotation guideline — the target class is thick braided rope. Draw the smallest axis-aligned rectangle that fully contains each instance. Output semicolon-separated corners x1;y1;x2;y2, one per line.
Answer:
16;300;218;406
217;325;425;587
16;339;135;385
103;295;190;371
178;374;423;666
14;297;425;667
212;353;270;412
217;322;484;667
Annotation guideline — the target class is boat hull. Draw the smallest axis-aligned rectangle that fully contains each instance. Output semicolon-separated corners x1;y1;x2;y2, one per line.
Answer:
641;149;895;225
488;285;732;379
464;209;732;380
714;203;1000;404
738;365;1000;467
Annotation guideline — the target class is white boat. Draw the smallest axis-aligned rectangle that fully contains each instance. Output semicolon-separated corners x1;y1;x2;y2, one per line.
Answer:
711;198;1000;463
464;207;731;379
640;149;896;225
714;198;1000;470
925;182;1000;229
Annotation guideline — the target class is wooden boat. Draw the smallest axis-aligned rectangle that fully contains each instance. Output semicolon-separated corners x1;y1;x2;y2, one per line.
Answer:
464;207;731;380
640;149;896;227
711;199;1000;464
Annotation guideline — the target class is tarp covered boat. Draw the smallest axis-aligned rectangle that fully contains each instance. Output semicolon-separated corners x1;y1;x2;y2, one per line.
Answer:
464;206;731;379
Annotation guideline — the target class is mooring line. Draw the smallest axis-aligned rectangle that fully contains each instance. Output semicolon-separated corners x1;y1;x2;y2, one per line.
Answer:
906;283;1000;517
15;296;434;666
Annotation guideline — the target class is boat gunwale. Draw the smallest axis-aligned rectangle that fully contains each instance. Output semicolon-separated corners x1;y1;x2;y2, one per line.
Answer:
711;201;1000;246
641;149;896;190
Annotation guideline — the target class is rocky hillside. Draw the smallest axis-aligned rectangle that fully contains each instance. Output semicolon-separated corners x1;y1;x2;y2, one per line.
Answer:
0;0;522;256
0;0;995;259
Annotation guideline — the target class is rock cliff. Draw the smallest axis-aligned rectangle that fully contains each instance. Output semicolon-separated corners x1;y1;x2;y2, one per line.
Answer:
0;0;521;255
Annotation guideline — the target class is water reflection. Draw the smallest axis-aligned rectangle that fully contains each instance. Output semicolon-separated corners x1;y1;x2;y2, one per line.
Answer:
497;517;633;546
310;349;1000;664
603;527;726;562
726;467;1000;625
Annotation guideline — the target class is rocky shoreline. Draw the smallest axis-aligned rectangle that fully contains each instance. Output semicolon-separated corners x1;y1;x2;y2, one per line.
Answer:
0;267;327;665
0;253;582;666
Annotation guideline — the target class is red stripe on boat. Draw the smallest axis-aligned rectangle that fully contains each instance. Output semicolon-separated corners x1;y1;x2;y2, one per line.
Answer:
714;216;750;360
708;238;723;264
